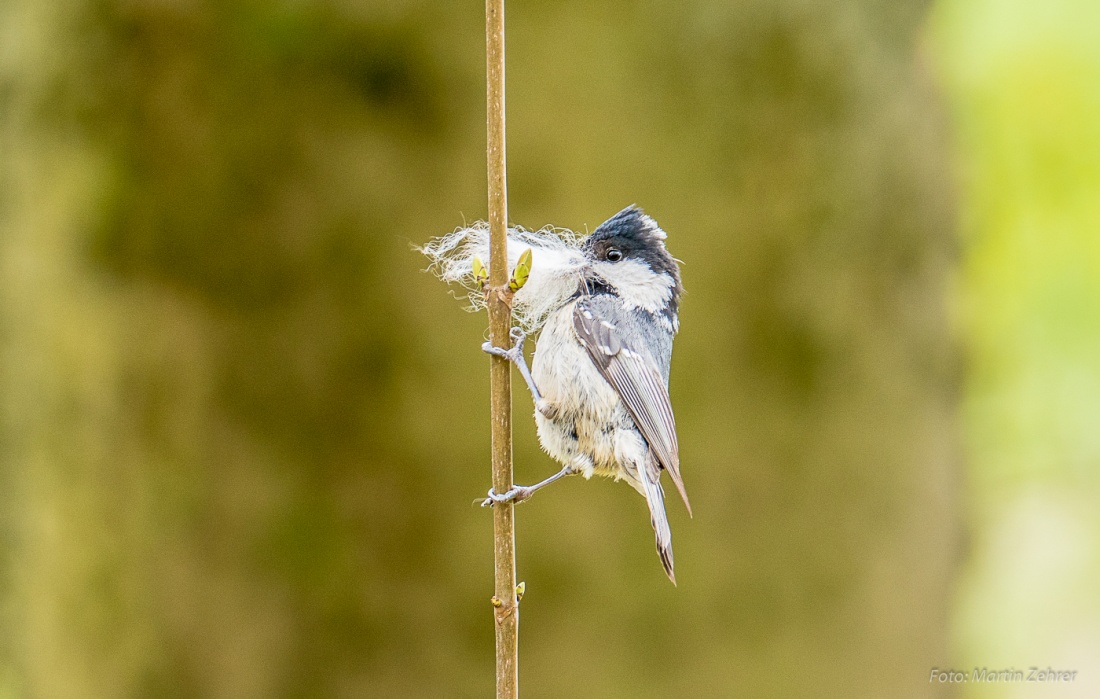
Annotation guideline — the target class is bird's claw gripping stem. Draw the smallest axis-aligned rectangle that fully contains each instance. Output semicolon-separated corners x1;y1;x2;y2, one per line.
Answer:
480;486;534;508
481;328;558;418
478;467;574;508
481;326;527;363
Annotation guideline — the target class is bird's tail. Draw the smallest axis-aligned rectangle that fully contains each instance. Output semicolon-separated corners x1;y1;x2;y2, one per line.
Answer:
640;450;676;585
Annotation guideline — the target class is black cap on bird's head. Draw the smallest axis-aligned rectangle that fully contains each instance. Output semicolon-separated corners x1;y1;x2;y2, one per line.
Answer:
582;206;683;313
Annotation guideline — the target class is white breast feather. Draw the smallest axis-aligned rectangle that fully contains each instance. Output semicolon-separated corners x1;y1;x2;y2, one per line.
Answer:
531;301;647;483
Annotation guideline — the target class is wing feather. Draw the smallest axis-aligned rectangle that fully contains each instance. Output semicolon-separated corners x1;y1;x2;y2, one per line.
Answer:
573;301;691;515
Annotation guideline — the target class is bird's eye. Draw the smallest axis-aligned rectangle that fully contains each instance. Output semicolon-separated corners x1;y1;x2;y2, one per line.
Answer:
606;248;623;262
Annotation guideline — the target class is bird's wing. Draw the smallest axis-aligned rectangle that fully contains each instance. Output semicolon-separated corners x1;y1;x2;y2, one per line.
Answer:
573;299;691;515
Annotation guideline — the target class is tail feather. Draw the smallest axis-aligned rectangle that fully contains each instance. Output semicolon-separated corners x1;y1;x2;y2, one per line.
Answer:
640;450;676;585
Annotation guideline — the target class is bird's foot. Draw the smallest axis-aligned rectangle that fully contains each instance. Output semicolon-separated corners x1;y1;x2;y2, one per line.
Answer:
481;327;527;364
477;467;575;508
480;485;534;508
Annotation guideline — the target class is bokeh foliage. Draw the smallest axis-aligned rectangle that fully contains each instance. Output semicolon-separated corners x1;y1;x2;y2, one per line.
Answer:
932;0;1100;696
2;1;960;697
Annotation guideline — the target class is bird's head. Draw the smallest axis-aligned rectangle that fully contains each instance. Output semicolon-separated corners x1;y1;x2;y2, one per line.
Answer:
582;206;683;327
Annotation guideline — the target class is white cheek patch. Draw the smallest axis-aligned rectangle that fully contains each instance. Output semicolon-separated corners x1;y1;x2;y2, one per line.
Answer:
593;259;674;314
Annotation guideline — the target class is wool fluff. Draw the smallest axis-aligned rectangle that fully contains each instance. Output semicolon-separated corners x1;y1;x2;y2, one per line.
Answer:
419;222;589;333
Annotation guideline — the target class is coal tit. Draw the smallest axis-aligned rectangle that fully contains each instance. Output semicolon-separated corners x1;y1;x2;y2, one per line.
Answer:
483;206;690;584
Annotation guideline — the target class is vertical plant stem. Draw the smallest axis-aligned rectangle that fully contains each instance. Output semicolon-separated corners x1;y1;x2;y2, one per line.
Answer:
486;0;518;697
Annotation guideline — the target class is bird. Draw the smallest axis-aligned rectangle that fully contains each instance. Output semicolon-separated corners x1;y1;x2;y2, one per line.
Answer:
482;205;689;584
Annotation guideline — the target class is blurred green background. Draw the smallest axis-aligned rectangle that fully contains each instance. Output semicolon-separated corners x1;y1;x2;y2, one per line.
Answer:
0;0;1095;697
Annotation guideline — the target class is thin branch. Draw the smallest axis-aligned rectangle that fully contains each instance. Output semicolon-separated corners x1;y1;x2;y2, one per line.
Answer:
485;0;518;697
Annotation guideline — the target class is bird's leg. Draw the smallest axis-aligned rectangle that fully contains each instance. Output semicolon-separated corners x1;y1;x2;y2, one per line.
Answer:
482;327;559;419
480;327;570;507
481;466;575;507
